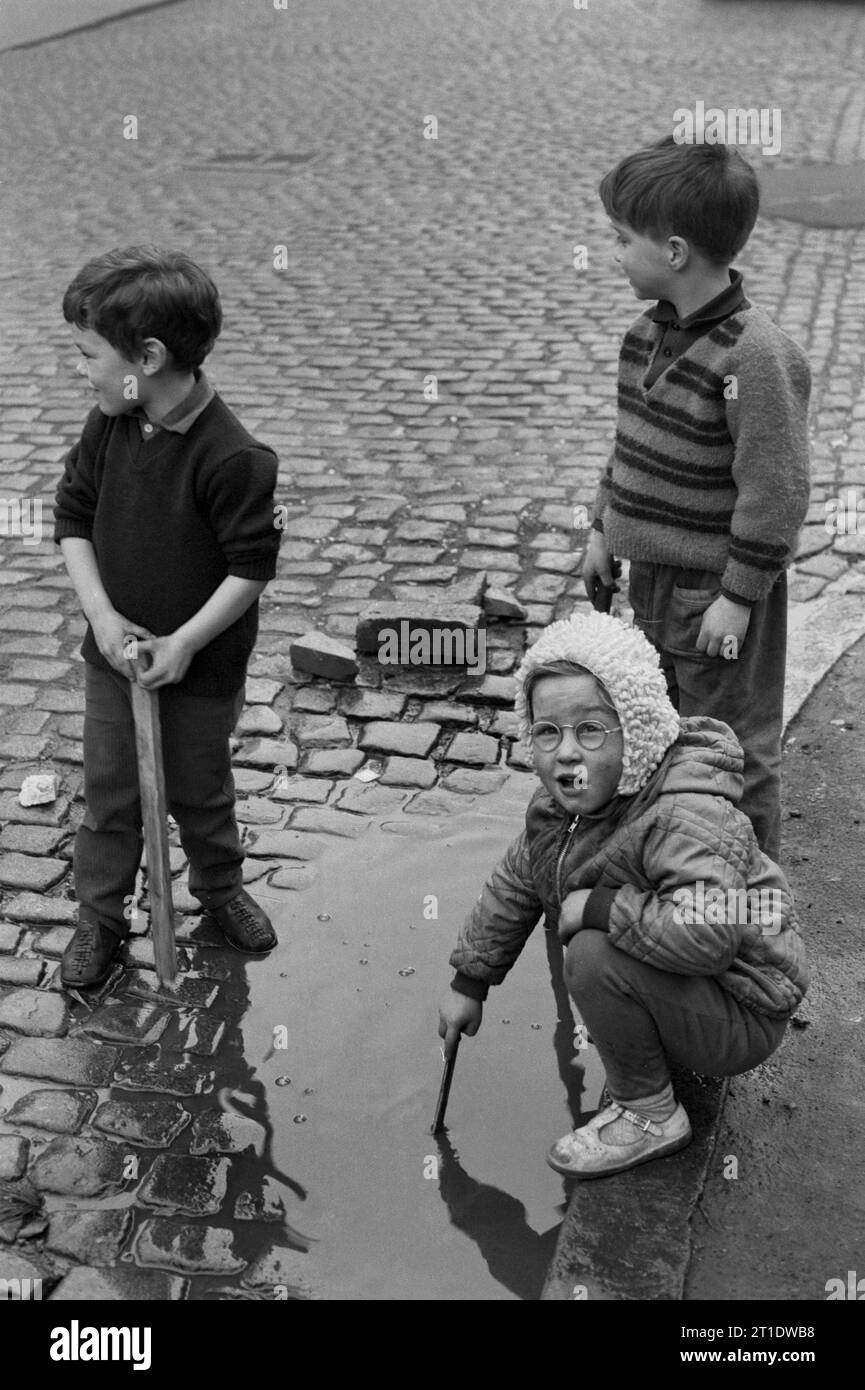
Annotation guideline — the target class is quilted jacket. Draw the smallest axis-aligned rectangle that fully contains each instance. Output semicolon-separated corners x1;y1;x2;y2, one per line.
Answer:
450;716;808;1020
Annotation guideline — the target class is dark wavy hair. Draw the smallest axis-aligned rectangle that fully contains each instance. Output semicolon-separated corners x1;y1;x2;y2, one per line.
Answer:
63;246;222;370
599;135;760;265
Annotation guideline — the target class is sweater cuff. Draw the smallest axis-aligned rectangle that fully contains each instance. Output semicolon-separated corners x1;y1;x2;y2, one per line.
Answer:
719;586;758;608
54;521;93;544
226;558;278;582
582;886;618;932
451;972;490;1002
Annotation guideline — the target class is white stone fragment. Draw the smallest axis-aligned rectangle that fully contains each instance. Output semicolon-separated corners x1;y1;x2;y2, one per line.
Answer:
18;773;57;807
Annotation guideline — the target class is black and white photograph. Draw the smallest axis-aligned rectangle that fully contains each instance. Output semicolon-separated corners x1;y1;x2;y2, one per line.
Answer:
0;0;862;1341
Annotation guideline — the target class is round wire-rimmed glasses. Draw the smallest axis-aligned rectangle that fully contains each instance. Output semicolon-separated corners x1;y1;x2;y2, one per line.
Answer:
530;720;621;753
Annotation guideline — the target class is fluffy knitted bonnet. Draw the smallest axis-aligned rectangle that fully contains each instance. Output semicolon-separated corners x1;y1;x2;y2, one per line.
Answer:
514;610;680;795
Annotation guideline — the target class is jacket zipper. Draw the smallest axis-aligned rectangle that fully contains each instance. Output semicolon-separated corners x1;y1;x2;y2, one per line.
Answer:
555;816;580;907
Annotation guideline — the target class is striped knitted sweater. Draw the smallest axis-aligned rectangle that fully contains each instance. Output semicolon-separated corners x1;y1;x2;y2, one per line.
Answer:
593;305;811;603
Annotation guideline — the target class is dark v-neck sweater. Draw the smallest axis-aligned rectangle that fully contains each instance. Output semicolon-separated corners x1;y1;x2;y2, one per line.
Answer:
54;397;280;696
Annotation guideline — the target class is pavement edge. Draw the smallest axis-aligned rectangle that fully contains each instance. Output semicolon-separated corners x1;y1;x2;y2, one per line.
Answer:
541;576;865;1302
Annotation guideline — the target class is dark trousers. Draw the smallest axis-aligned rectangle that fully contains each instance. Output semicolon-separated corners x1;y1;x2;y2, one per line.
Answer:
566;931;787;1100
627;562;787;860
74;662;245;941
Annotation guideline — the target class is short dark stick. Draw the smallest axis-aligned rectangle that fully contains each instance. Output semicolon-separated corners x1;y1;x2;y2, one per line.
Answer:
431;1037;460;1135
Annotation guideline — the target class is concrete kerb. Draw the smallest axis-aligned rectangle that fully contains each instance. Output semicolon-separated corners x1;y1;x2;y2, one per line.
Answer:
541;581;865;1302
783;579;865;730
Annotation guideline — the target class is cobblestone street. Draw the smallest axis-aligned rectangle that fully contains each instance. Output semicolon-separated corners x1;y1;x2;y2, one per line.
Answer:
1;0;864;1301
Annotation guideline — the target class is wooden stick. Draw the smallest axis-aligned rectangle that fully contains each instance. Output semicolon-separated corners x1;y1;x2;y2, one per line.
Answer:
125;641;177;986
431;1037;460;1135
592;559;623;614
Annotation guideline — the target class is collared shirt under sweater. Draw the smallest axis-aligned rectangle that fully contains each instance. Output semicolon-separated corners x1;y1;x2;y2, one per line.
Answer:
53;381;280;696
592;285;812;604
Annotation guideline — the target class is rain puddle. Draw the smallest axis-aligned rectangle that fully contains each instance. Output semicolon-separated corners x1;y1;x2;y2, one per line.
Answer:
241;786;605;1301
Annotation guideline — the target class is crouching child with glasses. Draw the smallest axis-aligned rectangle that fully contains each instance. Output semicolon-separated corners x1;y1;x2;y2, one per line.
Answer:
437;611;808;1178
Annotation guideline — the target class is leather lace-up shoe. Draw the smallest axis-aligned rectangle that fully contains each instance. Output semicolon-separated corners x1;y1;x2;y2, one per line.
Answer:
61;921;122;989
206;890;276;954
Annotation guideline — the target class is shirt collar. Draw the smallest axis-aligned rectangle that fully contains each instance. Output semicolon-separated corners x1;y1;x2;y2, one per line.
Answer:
651;269;746;328
132;369;214;436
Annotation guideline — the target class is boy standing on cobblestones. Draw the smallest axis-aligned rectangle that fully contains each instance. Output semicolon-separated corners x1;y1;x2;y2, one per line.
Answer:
582;137;811;859
54;247;281;987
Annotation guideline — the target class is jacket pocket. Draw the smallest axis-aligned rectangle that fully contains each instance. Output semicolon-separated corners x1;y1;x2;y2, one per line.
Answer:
662;571;721;656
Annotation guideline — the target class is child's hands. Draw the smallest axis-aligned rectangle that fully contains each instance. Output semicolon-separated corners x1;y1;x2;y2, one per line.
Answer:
133;633;196;689
696;595;751;659
558;888;592;942
438;989;483;1060
90;610;153;680
582;530;616;606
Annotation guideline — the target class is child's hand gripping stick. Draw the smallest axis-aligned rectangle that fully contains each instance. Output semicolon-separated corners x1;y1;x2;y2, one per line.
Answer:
591;558;622;613
122;633;178;986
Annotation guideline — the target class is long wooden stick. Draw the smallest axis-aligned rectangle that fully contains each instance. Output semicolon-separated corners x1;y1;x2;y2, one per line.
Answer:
126;641;177;986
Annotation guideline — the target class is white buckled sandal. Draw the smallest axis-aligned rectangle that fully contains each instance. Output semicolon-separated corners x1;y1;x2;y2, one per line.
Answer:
546;1100;692;1179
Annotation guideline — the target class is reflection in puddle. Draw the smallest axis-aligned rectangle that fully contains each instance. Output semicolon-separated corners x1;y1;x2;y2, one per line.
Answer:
246;795;605;1300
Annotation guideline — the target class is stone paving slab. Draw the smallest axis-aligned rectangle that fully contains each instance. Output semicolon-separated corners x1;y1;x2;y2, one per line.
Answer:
46;1209;134;1267
5;1088;97;1134
29;1135;127;1197
91;1098;191;1148
0;1037;118;1085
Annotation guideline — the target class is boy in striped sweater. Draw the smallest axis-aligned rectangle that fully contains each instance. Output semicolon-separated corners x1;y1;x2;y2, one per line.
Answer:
583;136;811;859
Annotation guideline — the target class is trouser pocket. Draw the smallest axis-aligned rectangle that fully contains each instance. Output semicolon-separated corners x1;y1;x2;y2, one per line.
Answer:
662;569;721;656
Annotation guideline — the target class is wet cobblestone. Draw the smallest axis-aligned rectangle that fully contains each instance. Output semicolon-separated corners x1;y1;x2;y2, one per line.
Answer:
80;1000;171;1047
189;1112;267;1157
446;732;501;767
358;721;441;758
1;0;864;1303
133;1220;246;1277
1;1037;118;1085
0;987;68;1036
0;1135;29;1179
46;1210;133;1266
378;757;438;789
30;1136;127;1197
5;1088;96;1134
0;957;45;986
50;1266;185;1300
91;1098;190;1148
138;1156;231;1217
